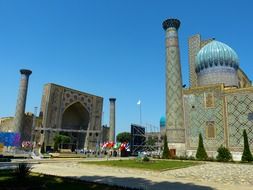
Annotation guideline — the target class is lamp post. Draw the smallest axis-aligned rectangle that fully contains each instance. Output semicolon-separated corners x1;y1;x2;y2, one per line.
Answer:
31;106;38;151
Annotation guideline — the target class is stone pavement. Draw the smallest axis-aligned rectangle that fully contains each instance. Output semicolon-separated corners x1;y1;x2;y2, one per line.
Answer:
31;159;253;190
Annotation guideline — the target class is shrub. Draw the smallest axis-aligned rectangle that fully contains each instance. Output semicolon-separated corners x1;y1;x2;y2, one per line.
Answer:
179;155;187;160
188;156;196;160
14;163;32;179
196;133;208;160
142;156;150;162
162;134;170;159
205;157;215;162
242;129;253;162
0;157;10;162
216;145;232;162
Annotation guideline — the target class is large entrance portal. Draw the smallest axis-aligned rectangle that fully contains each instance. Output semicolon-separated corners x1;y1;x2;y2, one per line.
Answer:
61;102;90;150
38;83;103;150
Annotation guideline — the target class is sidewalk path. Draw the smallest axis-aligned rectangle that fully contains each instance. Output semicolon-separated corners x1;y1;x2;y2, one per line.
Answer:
31;159;253;190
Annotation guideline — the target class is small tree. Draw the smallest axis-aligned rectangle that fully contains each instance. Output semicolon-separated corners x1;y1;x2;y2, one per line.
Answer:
241;129;253;162
162;134;169;159
116;132;131;143
53;134;71;151
53;134;61;151
216;145;232;162
196;133;208;160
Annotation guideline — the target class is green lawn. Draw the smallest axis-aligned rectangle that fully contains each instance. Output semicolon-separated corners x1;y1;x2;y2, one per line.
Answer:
0;170;136;190
81;159;198;171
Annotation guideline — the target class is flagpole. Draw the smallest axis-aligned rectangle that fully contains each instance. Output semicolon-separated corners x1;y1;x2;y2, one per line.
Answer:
137;100;142;125
140;102;142;125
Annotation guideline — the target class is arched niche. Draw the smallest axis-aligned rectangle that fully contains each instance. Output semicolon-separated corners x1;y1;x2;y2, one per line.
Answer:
61;102;90;130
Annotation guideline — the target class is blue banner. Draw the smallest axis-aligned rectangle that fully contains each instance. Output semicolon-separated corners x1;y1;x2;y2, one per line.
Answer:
0;132;20;146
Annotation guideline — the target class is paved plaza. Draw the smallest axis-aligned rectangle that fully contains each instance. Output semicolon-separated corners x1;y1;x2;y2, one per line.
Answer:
31;159;253;190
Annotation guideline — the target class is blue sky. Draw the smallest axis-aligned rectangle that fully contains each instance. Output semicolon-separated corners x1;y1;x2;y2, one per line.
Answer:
0;0;253;135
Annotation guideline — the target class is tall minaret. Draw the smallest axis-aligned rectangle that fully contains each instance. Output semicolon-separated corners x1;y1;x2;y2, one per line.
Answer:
13;69;32;135
109;98;116;142
163;18;185;154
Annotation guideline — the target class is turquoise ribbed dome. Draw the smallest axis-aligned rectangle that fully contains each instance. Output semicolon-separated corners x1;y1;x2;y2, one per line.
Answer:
160;116;166;127
195;40;239;73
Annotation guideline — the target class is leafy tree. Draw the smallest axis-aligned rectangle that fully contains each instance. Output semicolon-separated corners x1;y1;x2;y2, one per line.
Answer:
242;129;253;162
216;145;232;162
61;135;71;144
162;134;169;159
53;134;71;151
196;133;208;160
116;132;131;143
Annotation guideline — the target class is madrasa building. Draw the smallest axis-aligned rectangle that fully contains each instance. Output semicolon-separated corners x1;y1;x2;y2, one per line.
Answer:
163;18;253;160
0;73;114;152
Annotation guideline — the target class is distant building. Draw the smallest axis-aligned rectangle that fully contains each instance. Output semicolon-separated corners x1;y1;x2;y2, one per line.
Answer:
0;114;37;142
160;116;166;137
0;117;14;132
101;124;110;143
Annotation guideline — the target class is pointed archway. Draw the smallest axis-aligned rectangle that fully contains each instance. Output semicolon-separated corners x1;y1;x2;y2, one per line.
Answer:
61;102;90;149
62;102;89;130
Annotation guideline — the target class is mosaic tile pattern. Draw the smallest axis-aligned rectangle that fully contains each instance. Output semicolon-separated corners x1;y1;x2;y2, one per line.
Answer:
165;26;185;143
188;34;201;87
184;88;225;150
226;93;253;151
62;89;93;114
198;67;238;87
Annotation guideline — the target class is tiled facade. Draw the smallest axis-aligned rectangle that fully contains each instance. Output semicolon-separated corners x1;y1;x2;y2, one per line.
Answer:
185;33;253;159
37;83;103;150
226;88;253;151
183;85;253;155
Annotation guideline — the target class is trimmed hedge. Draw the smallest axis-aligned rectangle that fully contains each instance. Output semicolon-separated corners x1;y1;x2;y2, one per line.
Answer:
196;133;208;160
242;129;253;162
162;134;169;159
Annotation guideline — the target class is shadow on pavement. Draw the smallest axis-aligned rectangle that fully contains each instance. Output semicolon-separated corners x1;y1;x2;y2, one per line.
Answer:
71;175;215;190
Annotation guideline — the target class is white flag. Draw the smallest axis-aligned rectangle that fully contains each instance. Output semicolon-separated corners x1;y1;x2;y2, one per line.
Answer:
137;100;141;105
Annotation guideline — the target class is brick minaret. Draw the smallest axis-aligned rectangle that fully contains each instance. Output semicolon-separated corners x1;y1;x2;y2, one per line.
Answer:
13;69;32;135
163;18;185;155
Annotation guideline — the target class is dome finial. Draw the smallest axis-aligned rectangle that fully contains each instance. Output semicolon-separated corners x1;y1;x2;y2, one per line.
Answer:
162;18;180;30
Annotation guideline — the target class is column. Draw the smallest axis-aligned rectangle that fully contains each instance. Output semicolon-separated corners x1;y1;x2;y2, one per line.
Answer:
13;69;32;135
109;98;116;142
